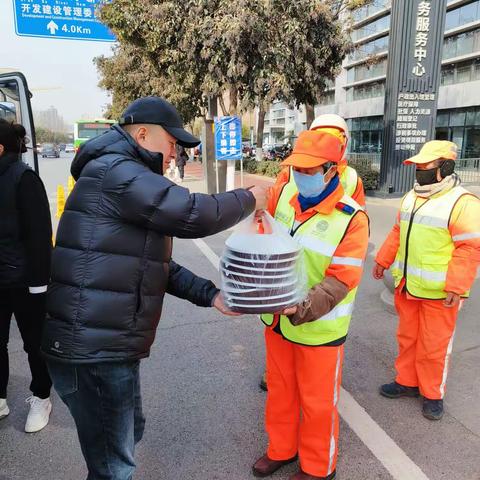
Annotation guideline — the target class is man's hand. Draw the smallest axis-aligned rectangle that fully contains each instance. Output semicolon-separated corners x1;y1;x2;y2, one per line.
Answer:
277;305;298;316
213;292;242;316
247;185;268;212
373;263;386;280
444;292;461;308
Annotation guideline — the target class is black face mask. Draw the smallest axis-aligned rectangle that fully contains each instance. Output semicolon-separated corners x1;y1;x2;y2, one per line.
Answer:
415;167;439;186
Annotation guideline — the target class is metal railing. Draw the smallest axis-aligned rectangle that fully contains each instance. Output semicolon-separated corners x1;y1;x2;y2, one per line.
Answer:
347;153;381;171
454;158;480;185
347;154;480;186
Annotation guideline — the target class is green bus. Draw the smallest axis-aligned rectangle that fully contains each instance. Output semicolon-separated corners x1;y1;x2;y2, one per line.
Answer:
73;119;115;151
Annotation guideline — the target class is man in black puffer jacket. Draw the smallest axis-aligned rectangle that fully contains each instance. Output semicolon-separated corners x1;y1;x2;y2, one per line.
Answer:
42;97;259;480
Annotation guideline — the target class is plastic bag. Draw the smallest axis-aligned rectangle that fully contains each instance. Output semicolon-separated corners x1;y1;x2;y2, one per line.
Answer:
220;211;307;314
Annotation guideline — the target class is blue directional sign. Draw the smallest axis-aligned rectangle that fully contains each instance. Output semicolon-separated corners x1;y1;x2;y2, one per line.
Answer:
214;116;242;161
12;0;116;42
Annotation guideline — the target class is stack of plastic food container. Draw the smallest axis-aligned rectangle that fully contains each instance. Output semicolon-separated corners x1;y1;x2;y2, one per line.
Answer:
220;213;305;314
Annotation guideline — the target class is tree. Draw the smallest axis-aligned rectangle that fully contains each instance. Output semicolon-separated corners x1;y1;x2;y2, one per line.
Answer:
35;126;70;144
95;43;204;123
97;0;371;152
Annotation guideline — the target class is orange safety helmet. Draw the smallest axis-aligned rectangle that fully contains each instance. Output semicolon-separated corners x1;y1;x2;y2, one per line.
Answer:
281;130;345;169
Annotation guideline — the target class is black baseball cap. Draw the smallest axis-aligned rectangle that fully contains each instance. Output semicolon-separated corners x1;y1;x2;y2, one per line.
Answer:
119;96;200;148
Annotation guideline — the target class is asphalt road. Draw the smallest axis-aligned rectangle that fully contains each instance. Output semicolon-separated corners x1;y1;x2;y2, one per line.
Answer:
1;155;479;480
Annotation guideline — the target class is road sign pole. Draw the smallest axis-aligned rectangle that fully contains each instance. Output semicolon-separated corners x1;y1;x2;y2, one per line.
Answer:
226;160;236;191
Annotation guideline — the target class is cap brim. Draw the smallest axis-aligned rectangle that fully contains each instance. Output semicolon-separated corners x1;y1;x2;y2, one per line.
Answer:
163;126;200;148
281;153;331;168
403;153;440;165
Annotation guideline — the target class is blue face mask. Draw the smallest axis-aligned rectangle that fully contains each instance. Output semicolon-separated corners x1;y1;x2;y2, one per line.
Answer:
293;170;327;198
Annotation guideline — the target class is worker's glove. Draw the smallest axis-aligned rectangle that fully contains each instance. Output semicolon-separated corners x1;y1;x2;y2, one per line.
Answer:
289;277;349;326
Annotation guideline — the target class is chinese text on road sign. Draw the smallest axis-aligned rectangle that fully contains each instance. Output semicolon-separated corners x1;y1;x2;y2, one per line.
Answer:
214;116;242;161
13;0;115;42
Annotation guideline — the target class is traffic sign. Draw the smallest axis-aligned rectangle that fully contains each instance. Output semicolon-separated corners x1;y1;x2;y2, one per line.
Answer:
12;0;116;42
214;116;242;161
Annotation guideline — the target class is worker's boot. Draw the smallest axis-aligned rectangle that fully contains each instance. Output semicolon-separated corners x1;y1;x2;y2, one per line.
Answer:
289;470;336;479
252;453;297;477
379;381;419;399
422;399;444;420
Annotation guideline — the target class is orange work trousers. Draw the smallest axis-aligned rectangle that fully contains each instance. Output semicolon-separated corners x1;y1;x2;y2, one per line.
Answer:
394;289;459;400
264;327;343;478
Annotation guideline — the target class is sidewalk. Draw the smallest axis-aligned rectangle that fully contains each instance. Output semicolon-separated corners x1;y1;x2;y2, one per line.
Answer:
180;161;275;194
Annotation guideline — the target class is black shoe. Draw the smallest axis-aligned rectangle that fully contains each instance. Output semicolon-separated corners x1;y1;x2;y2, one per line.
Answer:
379;381;420;399
423;399;444;420
259;372;267;392
252;454;297;477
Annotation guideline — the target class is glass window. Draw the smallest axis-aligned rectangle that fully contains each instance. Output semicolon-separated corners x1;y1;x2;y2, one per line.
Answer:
441;65;455;85
458;30;475;53
347;68;355;83
352;0;391;22
457;62;473;82
437;111;450;127
352;14;390;41
473;60;480;79
464;127;480;157
450;111;466;126
466;109;477;125
452;127;465;152
475;28;480;51
443;37;457;59
443;28;480;59
445;7;460;30
435;127;449;140
445;1;480;30
318;91;335;106
459;2;479;25
350;36;389;62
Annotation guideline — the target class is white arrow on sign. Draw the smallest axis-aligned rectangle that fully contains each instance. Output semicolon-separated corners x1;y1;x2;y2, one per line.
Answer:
47;20;58;35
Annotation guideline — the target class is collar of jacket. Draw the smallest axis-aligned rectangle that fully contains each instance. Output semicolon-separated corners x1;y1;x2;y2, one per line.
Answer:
0;152;21;176
290;176;345;219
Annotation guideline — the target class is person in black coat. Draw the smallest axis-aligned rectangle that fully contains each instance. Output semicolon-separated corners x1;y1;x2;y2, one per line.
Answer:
175;143;189;182
0;119;53;433
42;97;262;480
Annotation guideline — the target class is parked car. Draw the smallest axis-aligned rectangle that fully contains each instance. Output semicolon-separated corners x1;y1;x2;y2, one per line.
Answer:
65;143;75;153
42;143;60;158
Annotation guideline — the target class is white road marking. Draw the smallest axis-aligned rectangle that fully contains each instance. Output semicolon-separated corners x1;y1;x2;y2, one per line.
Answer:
192;237;431;480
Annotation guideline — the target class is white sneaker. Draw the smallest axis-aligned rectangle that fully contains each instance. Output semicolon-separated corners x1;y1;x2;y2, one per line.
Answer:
25;396;52;433
0;398;9;419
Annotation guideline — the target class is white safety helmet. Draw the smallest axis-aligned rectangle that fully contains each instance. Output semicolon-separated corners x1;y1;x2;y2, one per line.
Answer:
310;114;350;143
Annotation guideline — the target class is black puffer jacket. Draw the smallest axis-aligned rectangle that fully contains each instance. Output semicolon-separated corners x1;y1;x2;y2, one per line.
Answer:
42;125;255;363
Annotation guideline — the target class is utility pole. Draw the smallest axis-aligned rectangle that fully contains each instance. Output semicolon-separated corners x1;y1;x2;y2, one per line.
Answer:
202;96;226;193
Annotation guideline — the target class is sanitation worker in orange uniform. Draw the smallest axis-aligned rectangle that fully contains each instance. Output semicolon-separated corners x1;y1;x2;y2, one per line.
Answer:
259;117;365;392
374;140;480;420
252;130;369;480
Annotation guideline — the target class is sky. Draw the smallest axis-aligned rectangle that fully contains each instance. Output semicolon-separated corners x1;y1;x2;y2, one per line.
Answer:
1;0;114;124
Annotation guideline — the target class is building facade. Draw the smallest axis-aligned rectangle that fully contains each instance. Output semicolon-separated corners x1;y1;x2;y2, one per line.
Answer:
263;0;480;159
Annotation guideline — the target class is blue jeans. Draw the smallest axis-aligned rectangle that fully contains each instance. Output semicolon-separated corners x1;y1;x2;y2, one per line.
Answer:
47;360;145;480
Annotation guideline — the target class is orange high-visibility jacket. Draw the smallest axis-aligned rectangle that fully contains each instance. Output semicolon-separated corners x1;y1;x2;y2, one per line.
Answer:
267;171;369;291
376;189;480;295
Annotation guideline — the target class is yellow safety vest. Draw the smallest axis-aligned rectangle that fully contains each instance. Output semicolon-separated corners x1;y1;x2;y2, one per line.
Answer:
261;179;363;346
340;166;359;198
391;186;471;299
